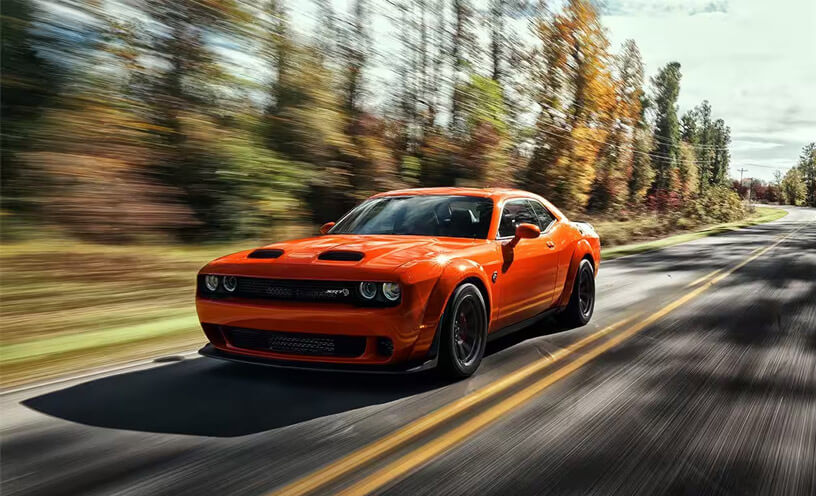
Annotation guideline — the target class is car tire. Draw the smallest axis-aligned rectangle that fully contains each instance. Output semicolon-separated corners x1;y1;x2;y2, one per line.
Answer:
437;283;488;380
559;259;595;328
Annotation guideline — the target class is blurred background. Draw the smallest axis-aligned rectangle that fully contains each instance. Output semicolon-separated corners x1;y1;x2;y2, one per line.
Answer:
1;0;815;387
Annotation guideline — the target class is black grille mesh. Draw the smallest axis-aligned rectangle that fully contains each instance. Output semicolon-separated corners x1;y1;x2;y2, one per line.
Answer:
225;327;366;357
236;277;354;302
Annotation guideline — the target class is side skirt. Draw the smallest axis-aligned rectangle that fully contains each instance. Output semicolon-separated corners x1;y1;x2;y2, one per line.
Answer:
487;307;561;343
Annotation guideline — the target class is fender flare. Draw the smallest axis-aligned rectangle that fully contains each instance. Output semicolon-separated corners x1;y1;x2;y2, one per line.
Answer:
555;239;596;308
409;259;494;360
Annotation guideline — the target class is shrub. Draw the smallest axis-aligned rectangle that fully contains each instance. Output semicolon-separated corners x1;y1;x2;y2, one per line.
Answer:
683;186;745;224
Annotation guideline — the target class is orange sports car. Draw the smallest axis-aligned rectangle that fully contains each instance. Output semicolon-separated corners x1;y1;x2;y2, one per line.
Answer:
196;187;600;378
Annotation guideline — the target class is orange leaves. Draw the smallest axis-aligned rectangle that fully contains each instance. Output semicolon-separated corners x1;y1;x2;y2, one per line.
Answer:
529;0;619;211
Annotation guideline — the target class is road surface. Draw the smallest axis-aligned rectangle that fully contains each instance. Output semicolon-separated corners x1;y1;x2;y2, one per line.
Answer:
2;206;814;496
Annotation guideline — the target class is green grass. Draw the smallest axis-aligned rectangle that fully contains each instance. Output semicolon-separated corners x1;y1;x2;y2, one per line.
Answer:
0;241;238;386
0;315;199;365
0;207;788;388
601;207;788;260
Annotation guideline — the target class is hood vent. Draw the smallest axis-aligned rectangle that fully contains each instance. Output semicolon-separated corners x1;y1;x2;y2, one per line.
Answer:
318;250;364;262
248;248;284;259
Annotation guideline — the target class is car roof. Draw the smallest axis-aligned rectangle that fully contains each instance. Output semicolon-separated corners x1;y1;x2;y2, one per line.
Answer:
370;187;536;201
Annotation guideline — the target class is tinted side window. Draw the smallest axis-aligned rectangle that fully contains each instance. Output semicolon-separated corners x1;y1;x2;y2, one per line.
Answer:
498;200;540;237
529;200;556;230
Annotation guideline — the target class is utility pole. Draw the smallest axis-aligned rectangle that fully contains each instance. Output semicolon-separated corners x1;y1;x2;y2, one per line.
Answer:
737;168;749;203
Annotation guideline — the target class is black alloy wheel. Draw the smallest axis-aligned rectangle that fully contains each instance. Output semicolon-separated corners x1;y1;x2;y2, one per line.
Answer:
438;283;488;379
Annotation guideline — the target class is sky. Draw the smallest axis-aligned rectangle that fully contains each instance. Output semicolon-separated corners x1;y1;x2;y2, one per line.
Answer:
601;0;816;181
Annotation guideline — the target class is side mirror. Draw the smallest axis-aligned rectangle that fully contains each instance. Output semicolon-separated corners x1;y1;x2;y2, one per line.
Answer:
320;222;336;235
507;223;540;248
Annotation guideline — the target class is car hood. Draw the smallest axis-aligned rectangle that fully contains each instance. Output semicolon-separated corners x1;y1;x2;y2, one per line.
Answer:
203;235;489;279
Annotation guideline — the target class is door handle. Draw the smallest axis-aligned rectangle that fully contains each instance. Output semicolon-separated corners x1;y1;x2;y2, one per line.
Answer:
546;241;555;248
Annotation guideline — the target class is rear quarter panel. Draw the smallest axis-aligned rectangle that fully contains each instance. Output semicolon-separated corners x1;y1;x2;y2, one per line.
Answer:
554;223;601;308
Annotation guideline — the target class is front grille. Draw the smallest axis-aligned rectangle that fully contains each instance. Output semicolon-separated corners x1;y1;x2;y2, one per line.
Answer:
197;276;399;306
224;327;366;357
235;277;356;302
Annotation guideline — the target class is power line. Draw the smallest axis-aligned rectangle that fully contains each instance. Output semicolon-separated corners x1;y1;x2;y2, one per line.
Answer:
735;163;794;170
534;121;718;168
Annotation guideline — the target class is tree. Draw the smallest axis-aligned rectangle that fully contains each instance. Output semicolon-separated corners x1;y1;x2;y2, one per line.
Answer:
680;110;697;144
527;0;616;211
797;142;816;206
710;118;731;185
340;0;370;115
0;0;63;210
588;39;644;212
693;100;714;189
450;0;478;136
780;168;806;205
460;74;511;186
627;93;655;205
677;142;699;200
16;6;197;240
649;62;682;205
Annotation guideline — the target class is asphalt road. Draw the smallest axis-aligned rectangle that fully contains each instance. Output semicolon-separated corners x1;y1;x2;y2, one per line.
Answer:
2;206;814;496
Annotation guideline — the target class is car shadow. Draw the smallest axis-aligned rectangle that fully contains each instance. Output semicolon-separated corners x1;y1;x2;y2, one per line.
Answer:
22;358;450;437
22;318;571;438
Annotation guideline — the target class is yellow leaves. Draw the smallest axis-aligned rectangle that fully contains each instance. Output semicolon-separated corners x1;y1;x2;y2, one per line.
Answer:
529;0;620;211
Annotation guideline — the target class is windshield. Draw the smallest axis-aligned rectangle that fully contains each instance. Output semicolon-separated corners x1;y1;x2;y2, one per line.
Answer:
330;195;494;239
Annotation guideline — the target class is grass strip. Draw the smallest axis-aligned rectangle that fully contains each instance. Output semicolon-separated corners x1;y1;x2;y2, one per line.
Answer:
601;207;787;260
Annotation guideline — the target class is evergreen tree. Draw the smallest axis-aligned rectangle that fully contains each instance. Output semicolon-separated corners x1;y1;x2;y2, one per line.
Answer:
710;118;731;185
694;100;714;189
797;142;816;207
649;62;682;206
628;94;656;205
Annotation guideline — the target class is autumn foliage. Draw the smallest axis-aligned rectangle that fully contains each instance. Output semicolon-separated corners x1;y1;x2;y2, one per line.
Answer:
0;0;762;243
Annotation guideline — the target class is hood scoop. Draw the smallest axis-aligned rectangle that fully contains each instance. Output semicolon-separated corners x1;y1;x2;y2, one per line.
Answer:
318;250;364;262
248;248;284;259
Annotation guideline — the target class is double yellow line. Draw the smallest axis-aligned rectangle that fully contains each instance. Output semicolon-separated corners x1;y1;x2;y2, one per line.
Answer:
271;228;798;496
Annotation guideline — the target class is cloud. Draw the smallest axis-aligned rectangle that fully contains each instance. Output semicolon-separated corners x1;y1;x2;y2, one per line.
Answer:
597;0;728;17
603;0;816;180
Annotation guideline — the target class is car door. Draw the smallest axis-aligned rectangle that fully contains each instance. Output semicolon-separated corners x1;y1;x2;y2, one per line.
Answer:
528;199;571;302
493;199;559;329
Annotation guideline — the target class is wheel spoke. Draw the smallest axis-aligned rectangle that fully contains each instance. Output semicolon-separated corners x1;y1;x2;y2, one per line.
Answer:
452;296;484;365
456;340;467;359
461;339;473;357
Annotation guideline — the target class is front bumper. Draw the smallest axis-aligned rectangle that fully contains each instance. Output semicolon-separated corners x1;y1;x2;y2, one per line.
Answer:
199;344;438;374
195;294;439;366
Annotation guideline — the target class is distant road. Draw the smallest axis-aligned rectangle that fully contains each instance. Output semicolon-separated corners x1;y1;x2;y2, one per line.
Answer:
2;207;814;496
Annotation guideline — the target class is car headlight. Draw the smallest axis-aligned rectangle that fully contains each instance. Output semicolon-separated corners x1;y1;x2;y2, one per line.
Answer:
359;281;377;300
382;282;401;301
204;275;219;291
223;276;237;292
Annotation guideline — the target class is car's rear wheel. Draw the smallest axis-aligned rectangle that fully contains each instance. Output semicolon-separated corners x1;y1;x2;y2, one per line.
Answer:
559;259;595;327
438;283;488;379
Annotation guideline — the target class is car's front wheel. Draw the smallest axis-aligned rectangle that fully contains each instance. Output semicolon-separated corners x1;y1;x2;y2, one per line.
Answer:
437;283;488;379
